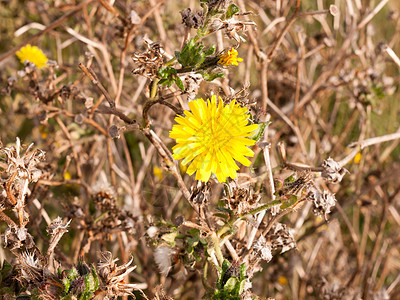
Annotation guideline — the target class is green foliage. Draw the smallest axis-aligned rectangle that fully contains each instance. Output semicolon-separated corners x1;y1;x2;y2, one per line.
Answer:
61;265;99;300
249;121;271;143
175;38;217;71
186;228;208;261
214;260;247;299
280;194;299;209
225;4;239;19
158;67;184;90
200;69;225;81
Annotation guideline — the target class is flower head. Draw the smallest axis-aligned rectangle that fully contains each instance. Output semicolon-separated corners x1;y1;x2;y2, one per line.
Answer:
218;48;243;66
16;44;48;68
169;95;258;182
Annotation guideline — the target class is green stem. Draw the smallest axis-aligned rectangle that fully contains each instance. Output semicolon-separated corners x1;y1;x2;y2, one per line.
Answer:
150;78;160;100
164;57;177;67
211;232;224;265
241;200;282;217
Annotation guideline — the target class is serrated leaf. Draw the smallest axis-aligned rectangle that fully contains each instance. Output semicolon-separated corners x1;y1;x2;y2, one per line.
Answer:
63;277;70;293
91;266;99;290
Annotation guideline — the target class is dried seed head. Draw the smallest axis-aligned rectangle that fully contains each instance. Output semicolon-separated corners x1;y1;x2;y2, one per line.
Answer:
253;235;273;262
47;217;70;235
132;39;164;79
309;187;337;220
3;225;35;250
224;185;260;215
183;73;203;101
17;252;43;284
206;0;228;11
268;223;296;253
180;8;204;29
97;251;138;297
321;157;348;183
108;124;120;139
1;137;45;182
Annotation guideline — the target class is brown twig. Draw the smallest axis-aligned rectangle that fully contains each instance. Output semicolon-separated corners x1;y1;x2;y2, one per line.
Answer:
79;63;115;108
0;0;95;63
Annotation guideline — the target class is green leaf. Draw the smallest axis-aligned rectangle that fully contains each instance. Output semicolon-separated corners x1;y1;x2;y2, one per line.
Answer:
63;277;70;294
174;51;180;60
239;263;246;280
284;174;297;183
237;279;245;295
67;267;79;282
226;4;239;19
204;44;216;56
224;277;237;293
202;71;225;81
161;232;178;245
222;259;231;272
193;52;206;67
176;76;185;90
249;121;271;142
280;195;299;209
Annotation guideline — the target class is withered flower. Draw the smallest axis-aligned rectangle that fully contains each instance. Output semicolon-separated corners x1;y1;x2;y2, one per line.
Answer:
209;18;256;43
321;157;348;183
16;252;43;285
46;217;71;258
308;187;337;220
253;235;273;262
154;246;175;276
267;223;296;253
97;251;140;298
180;8;204;29
1;137;45;182
3;225;35;251
132;39;164;79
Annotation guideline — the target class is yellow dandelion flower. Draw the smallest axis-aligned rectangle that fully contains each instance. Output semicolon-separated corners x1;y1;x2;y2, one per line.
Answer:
218;48;243;66
16;44;48;68
169;95;258;182
64;171;72;180
353;152;361;164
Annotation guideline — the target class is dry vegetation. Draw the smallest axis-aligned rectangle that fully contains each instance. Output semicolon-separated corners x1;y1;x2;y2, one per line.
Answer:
1;0;400;299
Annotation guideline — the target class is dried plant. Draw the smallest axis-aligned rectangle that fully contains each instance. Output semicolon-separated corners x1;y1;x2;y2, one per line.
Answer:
1;0;400;299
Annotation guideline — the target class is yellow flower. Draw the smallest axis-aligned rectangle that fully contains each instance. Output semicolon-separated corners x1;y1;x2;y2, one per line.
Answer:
353;152;361;164
169;95;258;182
64;171;71;180
16;44;48;68
153;166;163;181
278;276;288;285
218;48;243;66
